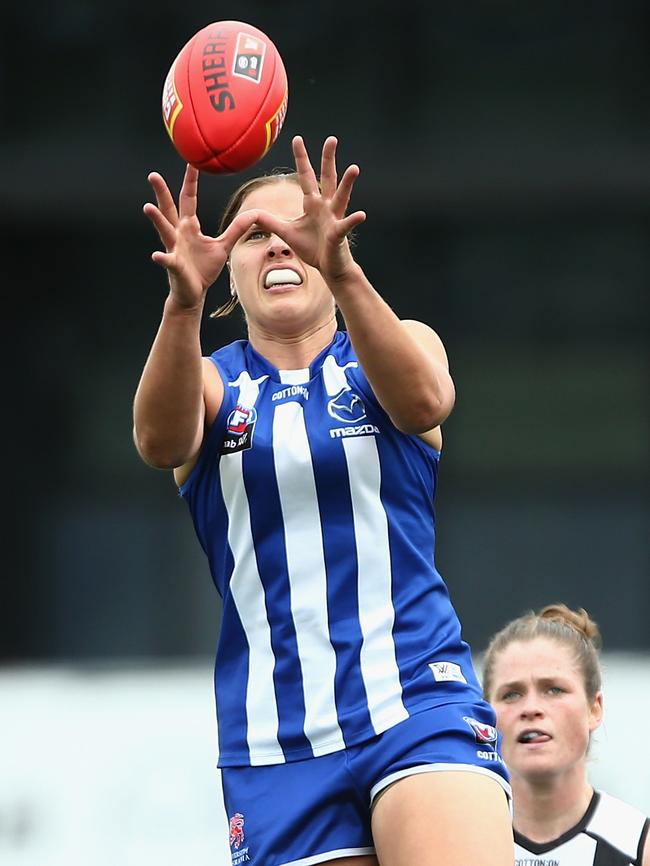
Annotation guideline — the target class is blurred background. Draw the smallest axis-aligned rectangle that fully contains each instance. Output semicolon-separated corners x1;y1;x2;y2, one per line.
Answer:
2;0;648;862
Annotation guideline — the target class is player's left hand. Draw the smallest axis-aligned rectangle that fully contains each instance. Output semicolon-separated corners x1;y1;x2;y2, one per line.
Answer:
252;135;366;285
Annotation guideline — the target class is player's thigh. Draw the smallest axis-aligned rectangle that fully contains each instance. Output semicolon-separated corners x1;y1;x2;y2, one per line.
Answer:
371;770;514;866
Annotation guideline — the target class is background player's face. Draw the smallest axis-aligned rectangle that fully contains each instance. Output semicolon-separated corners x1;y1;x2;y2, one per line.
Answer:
488;637;603;784
228;181;335;337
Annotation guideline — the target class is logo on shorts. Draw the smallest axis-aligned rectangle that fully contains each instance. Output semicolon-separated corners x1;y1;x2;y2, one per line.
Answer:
429;661;467;684
463;716;498;746
229;812;245;849
222;406;257;455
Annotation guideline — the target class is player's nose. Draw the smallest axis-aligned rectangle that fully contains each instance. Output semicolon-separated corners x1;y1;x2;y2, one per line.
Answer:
266;234;292;257
519;694;544;719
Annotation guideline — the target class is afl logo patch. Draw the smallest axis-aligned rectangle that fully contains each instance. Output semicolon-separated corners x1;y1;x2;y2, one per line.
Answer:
222;406;257;454
463;716;498;746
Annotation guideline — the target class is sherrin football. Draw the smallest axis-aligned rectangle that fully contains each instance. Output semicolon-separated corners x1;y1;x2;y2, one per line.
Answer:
161;20;288;173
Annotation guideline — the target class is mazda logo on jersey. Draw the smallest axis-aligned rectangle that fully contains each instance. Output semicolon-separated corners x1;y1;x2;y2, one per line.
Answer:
222;406;257;455
327;388;366;424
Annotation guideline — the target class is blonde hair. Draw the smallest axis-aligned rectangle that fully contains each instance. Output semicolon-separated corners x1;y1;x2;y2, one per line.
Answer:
482;603;602;702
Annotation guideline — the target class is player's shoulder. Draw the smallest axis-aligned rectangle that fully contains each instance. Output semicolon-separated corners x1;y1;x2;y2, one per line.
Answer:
208;339;248;369
592;789;648;823
400;320;450;363
400;319;442;340
587;789;649;860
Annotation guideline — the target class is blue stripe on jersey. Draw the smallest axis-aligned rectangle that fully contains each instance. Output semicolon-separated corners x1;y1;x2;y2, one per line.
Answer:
214;589;251;764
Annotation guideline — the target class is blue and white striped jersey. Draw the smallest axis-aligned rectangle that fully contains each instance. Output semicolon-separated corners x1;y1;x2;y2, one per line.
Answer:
180;331;484;767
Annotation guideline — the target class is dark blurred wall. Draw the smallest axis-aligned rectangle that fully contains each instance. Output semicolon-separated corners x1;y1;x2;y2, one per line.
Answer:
5;1;648;661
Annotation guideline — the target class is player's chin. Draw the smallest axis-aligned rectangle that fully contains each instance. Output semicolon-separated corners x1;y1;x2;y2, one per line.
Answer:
509;750;560;776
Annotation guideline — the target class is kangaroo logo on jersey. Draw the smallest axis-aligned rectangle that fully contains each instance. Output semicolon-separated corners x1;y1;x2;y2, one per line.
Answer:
327;387;366;423
463;716;498;745
222;406;257;454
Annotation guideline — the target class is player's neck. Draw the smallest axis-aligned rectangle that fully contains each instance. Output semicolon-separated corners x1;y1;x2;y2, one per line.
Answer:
512;770;593;844
248;316;337;371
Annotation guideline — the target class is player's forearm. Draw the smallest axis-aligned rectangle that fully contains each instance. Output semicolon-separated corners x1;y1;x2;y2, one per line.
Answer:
133;297;206;468
328;264;454;433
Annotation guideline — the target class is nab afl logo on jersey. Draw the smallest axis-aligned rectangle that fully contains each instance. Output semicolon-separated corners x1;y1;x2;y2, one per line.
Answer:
222;406;257;455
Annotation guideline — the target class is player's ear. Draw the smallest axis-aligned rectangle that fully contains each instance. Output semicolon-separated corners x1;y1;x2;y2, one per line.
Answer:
589;691;604;732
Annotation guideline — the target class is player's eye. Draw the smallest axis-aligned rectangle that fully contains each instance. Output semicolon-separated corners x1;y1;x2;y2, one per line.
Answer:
246;229;268;241
500;690;521;702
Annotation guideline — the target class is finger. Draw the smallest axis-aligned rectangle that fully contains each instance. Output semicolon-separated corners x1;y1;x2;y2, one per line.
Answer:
251;209;291;242
217;209;261;254
148;172;179;225
179;163;199;220
336;210;367;239
292;136;320;196
319;136;338;200
331;163;360;219
143;202;178;251
151;249;176;270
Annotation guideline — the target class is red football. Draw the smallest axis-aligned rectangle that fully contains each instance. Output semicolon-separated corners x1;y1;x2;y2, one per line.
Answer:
161;20;288;174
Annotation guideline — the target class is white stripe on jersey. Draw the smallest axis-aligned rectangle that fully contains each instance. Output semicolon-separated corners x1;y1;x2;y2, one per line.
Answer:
272;401;346;756
343;435;408;733
219;450;283;765
278;367;310;384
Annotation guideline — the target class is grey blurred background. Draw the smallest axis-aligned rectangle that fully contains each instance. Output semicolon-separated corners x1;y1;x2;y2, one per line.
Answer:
4;0;648;665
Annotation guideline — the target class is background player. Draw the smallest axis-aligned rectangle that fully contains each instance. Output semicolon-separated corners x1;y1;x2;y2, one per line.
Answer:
482;603;649;866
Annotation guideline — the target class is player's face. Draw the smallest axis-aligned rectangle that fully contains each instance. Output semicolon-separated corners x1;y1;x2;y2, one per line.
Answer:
488;637;603;785
228;181;335;335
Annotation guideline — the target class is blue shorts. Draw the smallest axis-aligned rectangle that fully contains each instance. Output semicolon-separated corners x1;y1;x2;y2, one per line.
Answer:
221;700;511;866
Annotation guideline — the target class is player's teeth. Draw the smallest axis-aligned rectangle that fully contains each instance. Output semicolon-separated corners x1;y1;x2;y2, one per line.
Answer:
265;268;301;287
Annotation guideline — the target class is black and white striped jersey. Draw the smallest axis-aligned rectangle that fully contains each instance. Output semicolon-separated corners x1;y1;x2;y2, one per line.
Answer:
515;790;649;866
